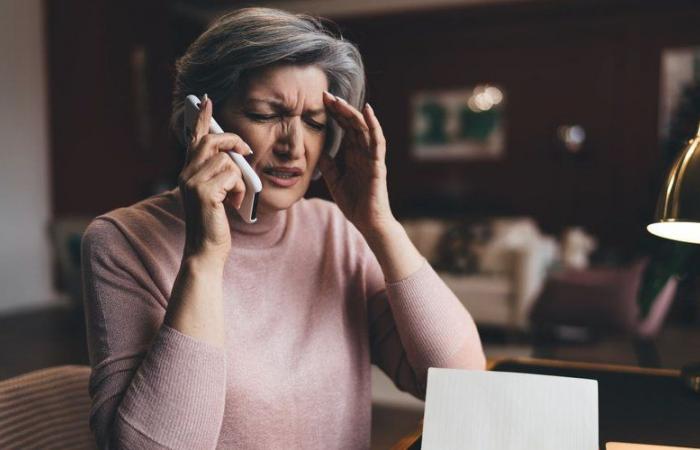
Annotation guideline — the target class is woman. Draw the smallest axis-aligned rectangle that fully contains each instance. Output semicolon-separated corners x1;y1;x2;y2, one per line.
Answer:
82;7;485;449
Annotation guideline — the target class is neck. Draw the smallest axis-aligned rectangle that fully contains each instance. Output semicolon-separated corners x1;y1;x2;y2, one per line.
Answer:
170;187;288;249
226;204;287;248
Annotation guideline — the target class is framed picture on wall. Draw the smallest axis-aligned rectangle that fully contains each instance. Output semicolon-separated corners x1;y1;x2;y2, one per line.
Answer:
659;47;700;165
411;84;506;160
659;47;700;139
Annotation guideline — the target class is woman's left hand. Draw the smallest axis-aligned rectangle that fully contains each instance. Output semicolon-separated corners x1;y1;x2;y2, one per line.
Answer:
320;91;396;238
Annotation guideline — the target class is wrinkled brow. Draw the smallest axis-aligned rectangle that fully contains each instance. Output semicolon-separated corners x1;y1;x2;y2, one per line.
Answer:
246;98;326;116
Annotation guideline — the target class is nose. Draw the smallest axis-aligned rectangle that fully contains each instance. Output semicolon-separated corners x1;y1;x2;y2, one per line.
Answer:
273;117;304;160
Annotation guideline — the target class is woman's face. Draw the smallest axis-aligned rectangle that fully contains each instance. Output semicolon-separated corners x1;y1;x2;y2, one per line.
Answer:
217;64;329;215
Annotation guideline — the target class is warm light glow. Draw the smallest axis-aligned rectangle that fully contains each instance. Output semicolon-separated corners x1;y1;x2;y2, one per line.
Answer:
485;86;503;104
467;96;482;112
474;93;493;111
647;221;700;243
466;85;504;112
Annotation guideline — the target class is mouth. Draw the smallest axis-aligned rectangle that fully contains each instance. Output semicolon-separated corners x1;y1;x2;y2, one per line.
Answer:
261;165;303;188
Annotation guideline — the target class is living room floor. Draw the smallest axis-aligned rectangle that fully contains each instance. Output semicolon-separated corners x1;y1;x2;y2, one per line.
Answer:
3;305;700;449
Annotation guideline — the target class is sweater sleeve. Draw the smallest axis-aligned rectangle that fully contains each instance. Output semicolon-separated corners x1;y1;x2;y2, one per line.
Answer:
363;239;486;400
81;218;227;449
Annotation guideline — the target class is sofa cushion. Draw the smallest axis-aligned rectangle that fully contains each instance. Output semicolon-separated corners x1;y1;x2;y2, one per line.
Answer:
477;218;544;274
529;259;648;333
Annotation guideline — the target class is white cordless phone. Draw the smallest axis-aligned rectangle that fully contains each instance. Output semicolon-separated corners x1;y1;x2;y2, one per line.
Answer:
184;94;262;224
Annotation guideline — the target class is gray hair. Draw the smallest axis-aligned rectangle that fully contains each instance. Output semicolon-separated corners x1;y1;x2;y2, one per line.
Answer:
170;7;366;161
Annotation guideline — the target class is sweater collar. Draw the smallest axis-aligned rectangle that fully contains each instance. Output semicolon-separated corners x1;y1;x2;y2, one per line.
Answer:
170;187;287;249
226;204;287;249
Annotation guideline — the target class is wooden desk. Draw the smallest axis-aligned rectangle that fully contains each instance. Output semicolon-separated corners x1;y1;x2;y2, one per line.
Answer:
391;358;700;450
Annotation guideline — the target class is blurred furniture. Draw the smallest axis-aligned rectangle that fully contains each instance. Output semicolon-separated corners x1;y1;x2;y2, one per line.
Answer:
0;365;95;449
0;307;90;381
392;358;700;450
530;260;679;339
402;217;558;330
561;226;598;270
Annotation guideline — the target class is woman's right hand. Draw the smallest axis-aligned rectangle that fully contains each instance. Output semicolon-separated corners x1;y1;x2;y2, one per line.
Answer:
178;95;253;264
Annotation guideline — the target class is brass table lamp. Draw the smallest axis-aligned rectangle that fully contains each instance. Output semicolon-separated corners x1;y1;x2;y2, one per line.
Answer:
648;121;700;393
648;122;700;243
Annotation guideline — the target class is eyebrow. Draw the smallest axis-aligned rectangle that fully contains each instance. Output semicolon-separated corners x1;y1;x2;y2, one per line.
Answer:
246;98;326;117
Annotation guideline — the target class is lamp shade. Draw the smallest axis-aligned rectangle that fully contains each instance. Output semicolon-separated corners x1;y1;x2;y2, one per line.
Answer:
648;122;700;243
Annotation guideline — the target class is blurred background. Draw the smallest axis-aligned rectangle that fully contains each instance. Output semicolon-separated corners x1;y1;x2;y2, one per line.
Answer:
4;0;700;447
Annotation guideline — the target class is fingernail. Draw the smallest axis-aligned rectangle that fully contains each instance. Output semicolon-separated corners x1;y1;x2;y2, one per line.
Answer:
337;97;347;104
246;143;254;155
324;91;337;101
365;102;371;111
202;93;208;105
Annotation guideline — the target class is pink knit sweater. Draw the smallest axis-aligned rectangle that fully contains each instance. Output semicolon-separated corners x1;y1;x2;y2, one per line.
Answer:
81;187;483;449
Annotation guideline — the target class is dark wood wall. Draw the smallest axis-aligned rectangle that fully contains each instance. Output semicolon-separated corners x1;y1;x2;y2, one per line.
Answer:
46;0;700;253
336;0;700;252
45;0;180;216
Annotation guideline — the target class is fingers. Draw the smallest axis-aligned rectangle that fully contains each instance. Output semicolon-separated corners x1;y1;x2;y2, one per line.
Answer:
208;168;247;209
362;103;387;161
186;94;212;162
181;152;246;209
179;94;254;203
185;133;253;178
186;95;253;160
186;151;239;186
323;92;371;149
322;91;388;163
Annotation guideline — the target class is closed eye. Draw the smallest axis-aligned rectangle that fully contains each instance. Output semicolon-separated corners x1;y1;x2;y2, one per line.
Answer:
305;119;326;132
246;112;326;132
246;113;277;122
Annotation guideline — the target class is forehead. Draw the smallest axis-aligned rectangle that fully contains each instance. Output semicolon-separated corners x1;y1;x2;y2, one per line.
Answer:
243;65;328;106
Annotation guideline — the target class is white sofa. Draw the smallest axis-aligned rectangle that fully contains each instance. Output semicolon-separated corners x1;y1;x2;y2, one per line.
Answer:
402;217;559;331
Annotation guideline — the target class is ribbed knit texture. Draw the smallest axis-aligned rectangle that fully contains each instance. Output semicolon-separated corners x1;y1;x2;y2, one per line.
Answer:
81;187;483;449
0;365;95;450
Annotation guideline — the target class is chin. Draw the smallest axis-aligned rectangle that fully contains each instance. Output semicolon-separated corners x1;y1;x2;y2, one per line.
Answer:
257;172;313;212
257;188;305;213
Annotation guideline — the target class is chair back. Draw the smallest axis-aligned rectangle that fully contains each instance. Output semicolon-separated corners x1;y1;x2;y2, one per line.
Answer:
0;365;95;449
